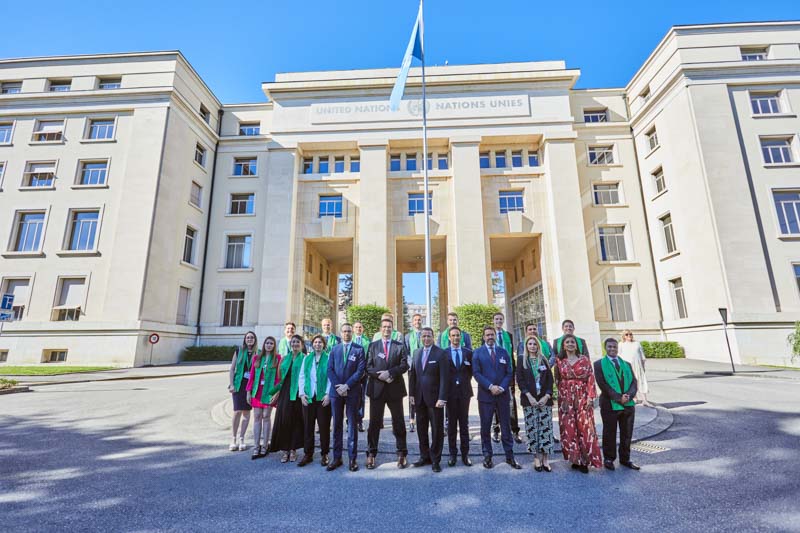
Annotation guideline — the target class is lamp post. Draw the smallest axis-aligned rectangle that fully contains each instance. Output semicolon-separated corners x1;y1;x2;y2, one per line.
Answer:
718;308;736;374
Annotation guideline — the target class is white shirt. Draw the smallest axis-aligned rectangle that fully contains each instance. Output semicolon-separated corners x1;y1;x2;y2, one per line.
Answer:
299;353;332;400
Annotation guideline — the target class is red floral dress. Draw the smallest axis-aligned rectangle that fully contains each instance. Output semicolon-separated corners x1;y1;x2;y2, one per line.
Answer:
555;356;602;468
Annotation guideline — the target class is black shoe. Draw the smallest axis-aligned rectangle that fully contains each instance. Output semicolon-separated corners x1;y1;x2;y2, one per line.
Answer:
357;423;365;433
366;455;376;470
542;464;552;472
621;461;641;471
432;463;442;473
534;464;543;472
483;457;493;469
349;459;359;472
514;433;523;444
327;458;343;471
448;456;457;467
492;432;501;443
580;465;589;474
413;458;432;468
462;456;473;467
604;460;616;471
297;454;313;467
571;463;581;471
505;458;522;470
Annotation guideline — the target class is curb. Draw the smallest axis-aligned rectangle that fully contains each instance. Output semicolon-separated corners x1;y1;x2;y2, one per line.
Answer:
631;405;673;442
0;386;31;395
13;369;227;387
651;368;800;382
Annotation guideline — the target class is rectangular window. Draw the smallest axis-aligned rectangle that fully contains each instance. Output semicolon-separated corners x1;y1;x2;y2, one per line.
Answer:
1;81;22;94
229;193;255;215
751;92;781;115
350;156;360;172
520;259;525;278
0;350;6;362
499;190;524;214
427;153;433;171
794;264;800;294
23;161;56;187
653;167;666;194
190;181;202;207
319;195;343;218
233;157;257;176
437;154;448;170
183;227;197;264
303;158;314;174
741;47;768;61
511;151;523;168
225;235;252;269
671;278;688;319
48;79;71;92
390;155;402;171
761;138;794;164
319;263;323;282
598;226;628;261
318;157;330;174
608;284;634;321
238;122;260;136
194;144;206;166
660;214;677;254
405;153;417;171
0;122;12;144
408;192;432;216
79;160;108;186
646;127;659;151
307;254;312;273
2;278;29;320
774;191;800;235
528;152;540;167
494;151;507;168
68;211;99;251
334;156;345;173
177;286;191;326
222;291;245;327
98;77;121;90
588;146;614;165
12;212;45;252
479;152;490;169
199;105;210;124
46;350;68;362
53;278;85;321
87;118;115;140
584;109;608;123
592;183;620;205
32;120;64;142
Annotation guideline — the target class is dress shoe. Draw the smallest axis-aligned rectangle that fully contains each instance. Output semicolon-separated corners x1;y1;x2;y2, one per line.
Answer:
534;464;543;472
492;432;501;443
483;457;493;469
621;461;641;471
321;454;329;467
542;464;552;472
327;458;343;471
571;463;581;471
357;423;365;433
297;454;313;467
409;421;416;433
397;454;408;469
604;460;616;471
505;458;522;470
432;463;442;473
462;456;473;467
448;456;457;467
514;433;523;444
579;465;589;474
349;459;359;472
366;455;376;470
413;458;432;468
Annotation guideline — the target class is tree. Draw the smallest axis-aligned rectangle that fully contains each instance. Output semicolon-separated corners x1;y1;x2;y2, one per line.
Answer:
402;293;410;332
338;274;353;312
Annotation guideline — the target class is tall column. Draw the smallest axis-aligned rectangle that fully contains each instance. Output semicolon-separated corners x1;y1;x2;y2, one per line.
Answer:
540;134;601;354
448;137;490;306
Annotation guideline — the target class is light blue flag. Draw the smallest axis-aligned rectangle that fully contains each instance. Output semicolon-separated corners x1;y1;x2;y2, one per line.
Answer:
389;2;424;112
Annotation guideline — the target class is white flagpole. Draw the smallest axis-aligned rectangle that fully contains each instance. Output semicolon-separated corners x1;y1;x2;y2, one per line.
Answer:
420;0;432;328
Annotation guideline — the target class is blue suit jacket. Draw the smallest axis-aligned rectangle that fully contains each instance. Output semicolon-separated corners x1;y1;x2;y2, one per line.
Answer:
471;344;512;402
327;342;366;397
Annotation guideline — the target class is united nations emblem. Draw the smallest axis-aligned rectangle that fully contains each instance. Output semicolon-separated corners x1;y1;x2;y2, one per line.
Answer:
407;99;431;117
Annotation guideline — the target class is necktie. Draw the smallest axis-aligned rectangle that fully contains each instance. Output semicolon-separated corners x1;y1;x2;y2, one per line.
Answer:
612;358;620;370
416;332;421;345
422;349;429;370
343;343;350;365
383;341;389;361
489;347;496;367
455;349;461;369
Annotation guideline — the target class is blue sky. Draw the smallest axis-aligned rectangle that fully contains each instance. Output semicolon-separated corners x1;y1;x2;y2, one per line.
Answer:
3;1;798;103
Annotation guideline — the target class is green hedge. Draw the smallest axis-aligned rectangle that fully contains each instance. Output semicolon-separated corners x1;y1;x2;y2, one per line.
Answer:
641;341;685;358
182;345;237;362
0;378;18;390
347;304;390;339
453;303;501;346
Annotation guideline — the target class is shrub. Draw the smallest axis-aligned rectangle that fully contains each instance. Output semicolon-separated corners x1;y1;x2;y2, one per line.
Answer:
182;345;237;362
641;341;685;358
347;304;390;339
786;321;800;363
0;378;18;390
453;303;501;346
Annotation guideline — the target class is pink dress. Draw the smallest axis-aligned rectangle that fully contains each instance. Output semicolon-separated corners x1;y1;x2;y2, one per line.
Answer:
247;354;282;409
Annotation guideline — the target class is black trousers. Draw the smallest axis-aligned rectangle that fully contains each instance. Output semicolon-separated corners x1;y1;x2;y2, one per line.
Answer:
493;379;520;434
302;399;331;456
601;404;635;463
446;396;471;457
357;378;367;424
367;396;407;456
416;400;444;463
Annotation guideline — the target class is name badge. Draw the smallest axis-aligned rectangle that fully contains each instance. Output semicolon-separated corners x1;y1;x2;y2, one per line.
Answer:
260;380;265;385
499;358;507;364
464;361;471;366
379;353;387;359
429;360;438;364
539;365;547;371
348;355;356;361
455;380;460;385
243;371;251;379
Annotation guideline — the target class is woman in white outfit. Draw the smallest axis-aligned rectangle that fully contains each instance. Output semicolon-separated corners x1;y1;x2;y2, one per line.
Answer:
619;330;653;407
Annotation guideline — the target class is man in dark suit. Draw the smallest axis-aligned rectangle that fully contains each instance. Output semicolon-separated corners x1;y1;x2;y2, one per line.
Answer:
445;327;473;466
365;318;410;469
552;319;589;360
491;312;522;444
409;327;449;472
594;337;640;471
472;326;522;470
327;323;366;472
405;313;424;433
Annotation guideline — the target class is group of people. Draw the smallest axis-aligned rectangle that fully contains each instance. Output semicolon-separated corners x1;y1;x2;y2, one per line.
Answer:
226;311;652;473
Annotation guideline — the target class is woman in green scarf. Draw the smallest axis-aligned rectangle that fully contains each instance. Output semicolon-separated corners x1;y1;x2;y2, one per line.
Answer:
227;331;256;452
246;336;281;459
516;336;555;472
268;334;307;463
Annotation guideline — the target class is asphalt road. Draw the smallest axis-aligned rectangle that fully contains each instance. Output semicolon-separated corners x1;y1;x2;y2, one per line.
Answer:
1;369;798;533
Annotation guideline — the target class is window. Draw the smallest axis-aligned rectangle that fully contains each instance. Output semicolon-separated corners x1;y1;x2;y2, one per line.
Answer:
511;151;523;168
53;278;85;321
588;146;614;165
408;192;432;216
183;227;197;264
318;157;330;174
592;183;620;205
494;151;507;168
671;278;688;319
0;122;12;144
405;153;417;171
646;127;659;151
68;211;99;251
390;155;402;171
528;152;540;167
79;160;108;186
751;92;781;115
319;263;323;282
48;79;71;92
1;81;22;94
190;181;202;207
238;122;260;136
608;284;634;321
427;153;433;171
479;152;490;169
350;156;360;172
2;278;29;320
307;254;313;273
177;286;191;326
319;195;343;218
499;190;524;214
520;259;525;278
773;191;800;235
761;137;794;164
584;109;608;123
222;291;245;327
45;350;68;362
437;154;448;170
225;235;252;269
0;350;6;362
233;157;257;176
303;158;314;174
598;226;628;261
23;161;56;187
32;120;64;142
87;118;115;140
199;105;210;124
794;264;800;294
194;144;206;166
98;77;121;90
12;212;45;252
334;157;345;173
660;214;677;254
229;193;255;215
653;167;666;194
741;47;768;61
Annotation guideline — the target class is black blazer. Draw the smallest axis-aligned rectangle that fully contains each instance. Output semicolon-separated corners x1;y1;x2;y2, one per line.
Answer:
443;346;473;401
366;338;409;401
593;358;638;410
516;355;554;407
409;345;449;408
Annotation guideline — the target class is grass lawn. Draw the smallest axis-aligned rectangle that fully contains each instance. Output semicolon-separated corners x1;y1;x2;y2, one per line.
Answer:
0;366;116;376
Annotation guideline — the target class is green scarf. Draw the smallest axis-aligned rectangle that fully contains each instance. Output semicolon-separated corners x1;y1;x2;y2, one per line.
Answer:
233;348;253;392
528;353;547;392
373;330;401;342
353;335;369;350
555;335;584;355
537;338;552;356
277;337;292;357
302;352;329;400
323;334;339;354
269;352;304;401
497;329;513;368
252;353;279;403
439;328;466;348
409;330;422;363
600;356;635;411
